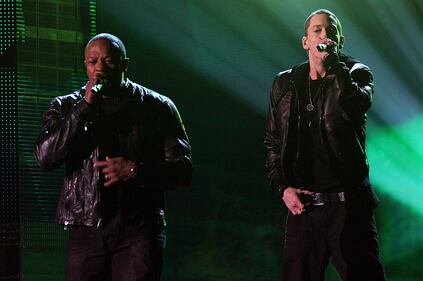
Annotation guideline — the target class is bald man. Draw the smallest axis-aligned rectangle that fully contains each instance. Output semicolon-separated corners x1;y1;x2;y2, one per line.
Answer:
264;10;386;281
36;33;192;281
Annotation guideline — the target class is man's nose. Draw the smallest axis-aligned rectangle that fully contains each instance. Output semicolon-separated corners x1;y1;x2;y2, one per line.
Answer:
95;60;105;72
320;28;327;38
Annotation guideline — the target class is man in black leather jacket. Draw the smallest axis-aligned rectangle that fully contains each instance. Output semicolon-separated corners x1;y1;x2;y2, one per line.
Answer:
264;10;386;281
35;33;192;281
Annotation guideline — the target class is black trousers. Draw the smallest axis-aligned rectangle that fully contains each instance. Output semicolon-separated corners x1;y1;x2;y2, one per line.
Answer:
66;221;165;281
281;200;387;281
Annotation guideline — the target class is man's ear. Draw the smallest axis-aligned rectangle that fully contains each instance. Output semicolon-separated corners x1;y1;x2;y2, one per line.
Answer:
339;35;345;49
302;36;309;51
120;58;130;72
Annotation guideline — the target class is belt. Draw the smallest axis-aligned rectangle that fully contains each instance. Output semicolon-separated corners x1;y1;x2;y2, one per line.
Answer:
311;191;356;206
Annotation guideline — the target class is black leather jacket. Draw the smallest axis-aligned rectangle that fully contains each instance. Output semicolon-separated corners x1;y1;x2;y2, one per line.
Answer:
264;54;378;206
35;79;192;227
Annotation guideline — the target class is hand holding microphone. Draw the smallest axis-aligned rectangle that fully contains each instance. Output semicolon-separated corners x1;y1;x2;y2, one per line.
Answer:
84;77;109;104
317;40;341;71
317;43;336;53
91;78;109;95
316;39;338;53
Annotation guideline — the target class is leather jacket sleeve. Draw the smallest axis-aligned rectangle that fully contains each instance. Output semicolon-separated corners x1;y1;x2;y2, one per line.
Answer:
35;95;93;171
329;58;374;122
264;72;292;198
137;98;193;189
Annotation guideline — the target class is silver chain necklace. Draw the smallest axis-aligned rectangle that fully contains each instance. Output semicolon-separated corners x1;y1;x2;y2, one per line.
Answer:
306;76;315;112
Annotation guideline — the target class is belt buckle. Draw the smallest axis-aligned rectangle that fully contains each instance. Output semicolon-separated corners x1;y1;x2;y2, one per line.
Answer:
312;193;325;206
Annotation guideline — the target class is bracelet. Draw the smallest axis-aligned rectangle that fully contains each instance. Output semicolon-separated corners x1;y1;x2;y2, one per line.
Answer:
129;164;138;178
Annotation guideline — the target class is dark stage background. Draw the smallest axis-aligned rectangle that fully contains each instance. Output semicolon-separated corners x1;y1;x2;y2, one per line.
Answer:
1;0;422;280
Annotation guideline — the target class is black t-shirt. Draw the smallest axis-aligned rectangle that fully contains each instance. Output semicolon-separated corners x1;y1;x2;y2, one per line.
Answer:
297;77;342;192
95;97;125;223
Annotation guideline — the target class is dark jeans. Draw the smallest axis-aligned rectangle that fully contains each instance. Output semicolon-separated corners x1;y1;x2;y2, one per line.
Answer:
66;221;165;281
281;200;387;281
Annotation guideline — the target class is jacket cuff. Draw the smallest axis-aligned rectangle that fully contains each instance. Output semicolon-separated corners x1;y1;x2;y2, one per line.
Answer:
73;98;96;120
333;66;355;93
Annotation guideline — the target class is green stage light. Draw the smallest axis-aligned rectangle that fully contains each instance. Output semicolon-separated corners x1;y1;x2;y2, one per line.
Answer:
368;115;423;215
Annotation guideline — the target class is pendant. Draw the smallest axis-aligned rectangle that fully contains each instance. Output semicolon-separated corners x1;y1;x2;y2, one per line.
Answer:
306;103;314;112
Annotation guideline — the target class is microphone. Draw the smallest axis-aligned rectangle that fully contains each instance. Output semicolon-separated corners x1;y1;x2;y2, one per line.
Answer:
316;43;336;53
91;79;109;95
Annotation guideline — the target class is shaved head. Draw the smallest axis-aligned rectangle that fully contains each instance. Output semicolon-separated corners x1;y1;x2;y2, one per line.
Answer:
86;33;127;59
